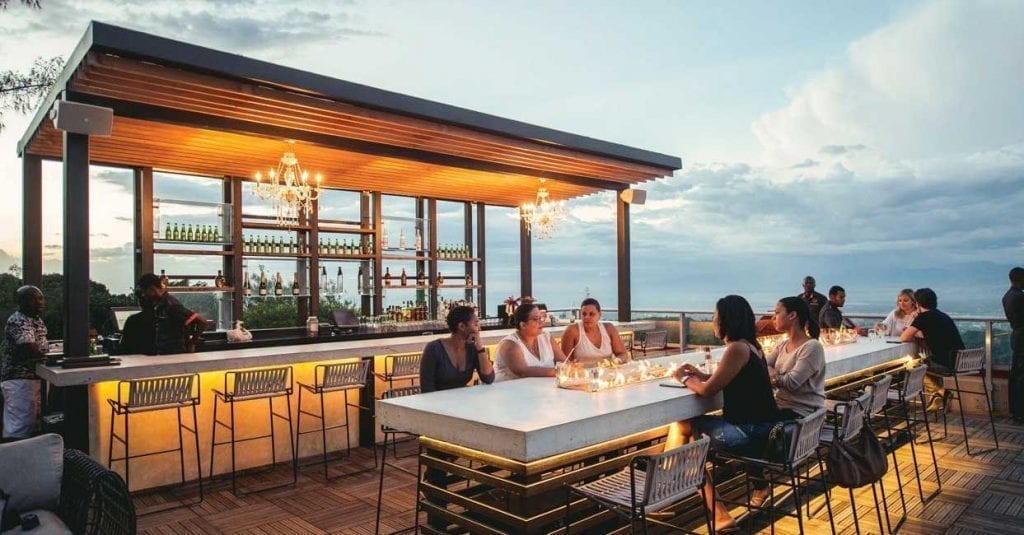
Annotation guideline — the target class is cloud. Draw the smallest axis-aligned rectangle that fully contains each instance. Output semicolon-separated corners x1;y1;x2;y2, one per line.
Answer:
791;158;819;169
818;145;866;156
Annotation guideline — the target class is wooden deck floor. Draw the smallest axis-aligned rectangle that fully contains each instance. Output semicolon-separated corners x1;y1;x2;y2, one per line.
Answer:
134;412;1023;534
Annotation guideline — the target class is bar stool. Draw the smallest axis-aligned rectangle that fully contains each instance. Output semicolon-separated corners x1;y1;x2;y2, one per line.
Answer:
563;435;713;534
374;352;422;391
375;385;421;535
820;392;887;535
107;373;202;508
937;348;999;456
864;374;907;532
887;363;942;503
618;331;634;361
209;366;297;496
295;359;371;480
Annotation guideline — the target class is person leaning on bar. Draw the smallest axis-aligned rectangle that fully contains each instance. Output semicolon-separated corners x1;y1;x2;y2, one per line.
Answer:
670;295;783;531
492;303;569;381
118;273;204;355
559;297;629;366
900;288;964;412
1;285;48;439
419;305;495;392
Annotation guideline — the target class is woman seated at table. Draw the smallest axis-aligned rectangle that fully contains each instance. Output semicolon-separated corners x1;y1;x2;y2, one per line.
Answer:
767;296;826;419
880;288;917;336
420;306;495;393
671;295;783;531
559;298;629;365
493;303;569;381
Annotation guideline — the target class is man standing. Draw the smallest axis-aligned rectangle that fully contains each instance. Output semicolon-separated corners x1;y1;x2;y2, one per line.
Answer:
901;288;964;412
119;273;203;355
1004;267;1024;424
799;276;828;333
1;286;48;438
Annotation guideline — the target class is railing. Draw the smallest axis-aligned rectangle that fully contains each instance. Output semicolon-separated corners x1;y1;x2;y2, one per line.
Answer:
547;308;1013;377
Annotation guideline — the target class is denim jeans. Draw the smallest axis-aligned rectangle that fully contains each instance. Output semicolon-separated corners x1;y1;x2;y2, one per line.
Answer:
689;415;777;454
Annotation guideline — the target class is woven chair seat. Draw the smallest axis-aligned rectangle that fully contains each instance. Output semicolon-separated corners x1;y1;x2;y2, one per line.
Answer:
574;468;649;508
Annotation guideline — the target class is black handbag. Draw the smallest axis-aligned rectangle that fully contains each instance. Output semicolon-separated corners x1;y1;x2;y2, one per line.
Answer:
763;420;799;463
826;424;888;488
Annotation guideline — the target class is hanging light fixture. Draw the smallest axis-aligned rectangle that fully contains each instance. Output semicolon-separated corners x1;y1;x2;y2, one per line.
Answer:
519;179;566;239
252;142;322;227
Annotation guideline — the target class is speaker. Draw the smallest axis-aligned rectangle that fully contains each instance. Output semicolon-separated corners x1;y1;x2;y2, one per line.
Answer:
50;100;113;136
619;188;647;205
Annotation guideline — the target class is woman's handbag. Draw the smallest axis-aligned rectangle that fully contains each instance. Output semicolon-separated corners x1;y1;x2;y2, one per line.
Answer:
826;424;888;488
763;420;799;463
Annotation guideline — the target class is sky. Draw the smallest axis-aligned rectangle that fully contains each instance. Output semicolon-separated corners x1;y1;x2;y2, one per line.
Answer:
1;0;1022;316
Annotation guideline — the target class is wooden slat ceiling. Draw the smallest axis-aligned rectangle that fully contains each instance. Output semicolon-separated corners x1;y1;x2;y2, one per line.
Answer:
23;52;677;206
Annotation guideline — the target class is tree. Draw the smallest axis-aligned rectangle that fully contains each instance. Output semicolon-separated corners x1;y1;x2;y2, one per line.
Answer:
0;0;61;131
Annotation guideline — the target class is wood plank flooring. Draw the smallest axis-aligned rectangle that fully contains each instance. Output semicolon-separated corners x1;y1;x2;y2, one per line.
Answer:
135;411;1023;534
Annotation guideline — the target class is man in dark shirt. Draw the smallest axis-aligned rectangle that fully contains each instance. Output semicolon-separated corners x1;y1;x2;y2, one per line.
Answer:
799;276;828;334
901;288;964;412
2;286;48;438
119;273;203;355
819;285;856;330
1003;267;1024;423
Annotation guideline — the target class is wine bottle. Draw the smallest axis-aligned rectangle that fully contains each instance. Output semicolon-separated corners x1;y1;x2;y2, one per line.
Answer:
436;271;445;287
336;266;344;294
465;272;472;286
212;226;220;242
289;236;296;255
414;228;423;251
274;272;284;296
164;222;172;240
357;266;364;295
215;269;226;288
258;269;268;296
318;237;325;255
381;223;389;249
416;269;426;287
275;237;283;255
186;224;194;242
243;271;252;296
399;228;407;250
384;266;392;287
172;223;180;241
400;267;408;287
159;269;169;289
291;272;300;295
320;266;328;293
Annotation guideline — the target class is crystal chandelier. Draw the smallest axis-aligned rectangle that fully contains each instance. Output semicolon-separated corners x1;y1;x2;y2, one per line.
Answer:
252;143;322;227
519;179;566;240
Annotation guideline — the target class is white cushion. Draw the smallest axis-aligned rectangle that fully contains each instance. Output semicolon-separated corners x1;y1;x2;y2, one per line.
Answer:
0;434;64;516
1;509;72;535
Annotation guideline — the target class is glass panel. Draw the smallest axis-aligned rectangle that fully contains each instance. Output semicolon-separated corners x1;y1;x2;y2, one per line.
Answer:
484;206;519;320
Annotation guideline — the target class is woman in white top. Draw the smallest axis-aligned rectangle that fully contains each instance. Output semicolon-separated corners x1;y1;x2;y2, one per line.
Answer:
881;288;918;336
493;304;569;382
559;298;629;366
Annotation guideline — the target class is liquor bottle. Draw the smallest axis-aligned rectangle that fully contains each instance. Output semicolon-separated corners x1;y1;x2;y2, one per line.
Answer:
243;271;252;296
320;266;329;294
416;269;426;287
465;272;472;286
381;223;389;249
357;266;364;295
164;222;172;240
289;236;297;255
186;224;194;242
159;269;169;289
214;269;226;288
703;346;714;375
399;228;407;250
336;266;344;294
275;237;283;255
318;237;324;255
383;267;392;287
400;268;408;286
256;235;263;254
274;272;284;296
258;269;268;296
291;272;300;296
197;225;205;242
172;223;180;241
414;228;423;251
212;225;220;242
436;271;445;287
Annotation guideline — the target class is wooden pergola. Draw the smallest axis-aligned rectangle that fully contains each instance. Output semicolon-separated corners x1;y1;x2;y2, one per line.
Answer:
18;22;681;358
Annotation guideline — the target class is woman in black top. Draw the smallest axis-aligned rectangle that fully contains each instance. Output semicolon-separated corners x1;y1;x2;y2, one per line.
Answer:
420;306;495;392
671;295;782;530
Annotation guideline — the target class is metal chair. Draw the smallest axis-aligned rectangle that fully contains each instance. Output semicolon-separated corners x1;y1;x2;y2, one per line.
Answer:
107;373;202;510
864;374;907;531
820;392;887;535
887;363;942;503
374;352;422;391
296;359;371;480
936;348;999;456
210;366;297;496
715;408;834;535
375;385;422;535
637;329;668;358
563;435;713;534
618;331;635;361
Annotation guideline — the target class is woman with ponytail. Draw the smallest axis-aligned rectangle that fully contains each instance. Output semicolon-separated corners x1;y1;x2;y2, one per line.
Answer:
767;296;826;419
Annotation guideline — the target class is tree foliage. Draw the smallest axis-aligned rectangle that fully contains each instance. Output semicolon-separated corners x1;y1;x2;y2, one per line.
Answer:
0;0;59;131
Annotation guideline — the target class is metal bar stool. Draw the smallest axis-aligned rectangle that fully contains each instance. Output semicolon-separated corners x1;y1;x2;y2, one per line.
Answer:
714;408;834;535
887;362;942;503
820;392;887;535
618;331;634;361
864;374;907;532
563;435;713;534
373;352;422;392
375;385;421;535
107;373;202;510
209;366;297;496
296;359;371;480
937;348;1000;456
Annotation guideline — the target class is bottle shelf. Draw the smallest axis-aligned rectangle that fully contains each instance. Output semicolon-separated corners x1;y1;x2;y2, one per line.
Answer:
242;253;312;259
156;198;231;209
436;257;482;262
381;284;431;290
155;238;231;246
155;248;234;256
319;226;374;234
243;293;312;299
243;222;310;231
166;286;235;293
319;254;374;261
381;254;431;261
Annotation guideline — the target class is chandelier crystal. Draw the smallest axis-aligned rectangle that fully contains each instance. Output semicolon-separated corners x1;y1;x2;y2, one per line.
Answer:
252;144;322;227
519;179;566;240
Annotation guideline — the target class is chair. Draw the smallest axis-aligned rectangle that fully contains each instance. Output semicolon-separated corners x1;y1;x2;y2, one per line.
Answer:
375;385;422;535
637;330;668;358
714;408;834;535
210;366;297;496
107;373;202;509
936;348;999;456
863;375;907;531
563;435;712;534
618;331;635;361
820;392;887;535
0;434;136;535
296;359;371;480
887;363;942;503
374;352;422;391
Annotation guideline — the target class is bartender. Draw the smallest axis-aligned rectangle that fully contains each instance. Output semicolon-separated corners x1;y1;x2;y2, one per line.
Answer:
119;273;204;355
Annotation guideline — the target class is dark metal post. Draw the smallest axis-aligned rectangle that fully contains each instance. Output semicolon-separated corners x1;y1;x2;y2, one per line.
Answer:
63;132;90;358
226;177;243;326
519;214;532;299
133;167;154;280
476;203;487;317
616;194;631;322
360;191;372;316
372;193;383;316
427;199;438;318
464;202;474;302
22;154;43;286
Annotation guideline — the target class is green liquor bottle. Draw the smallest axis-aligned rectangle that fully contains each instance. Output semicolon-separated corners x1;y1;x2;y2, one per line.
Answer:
172;223;180;241
164;222;171;240
186;224;194;242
